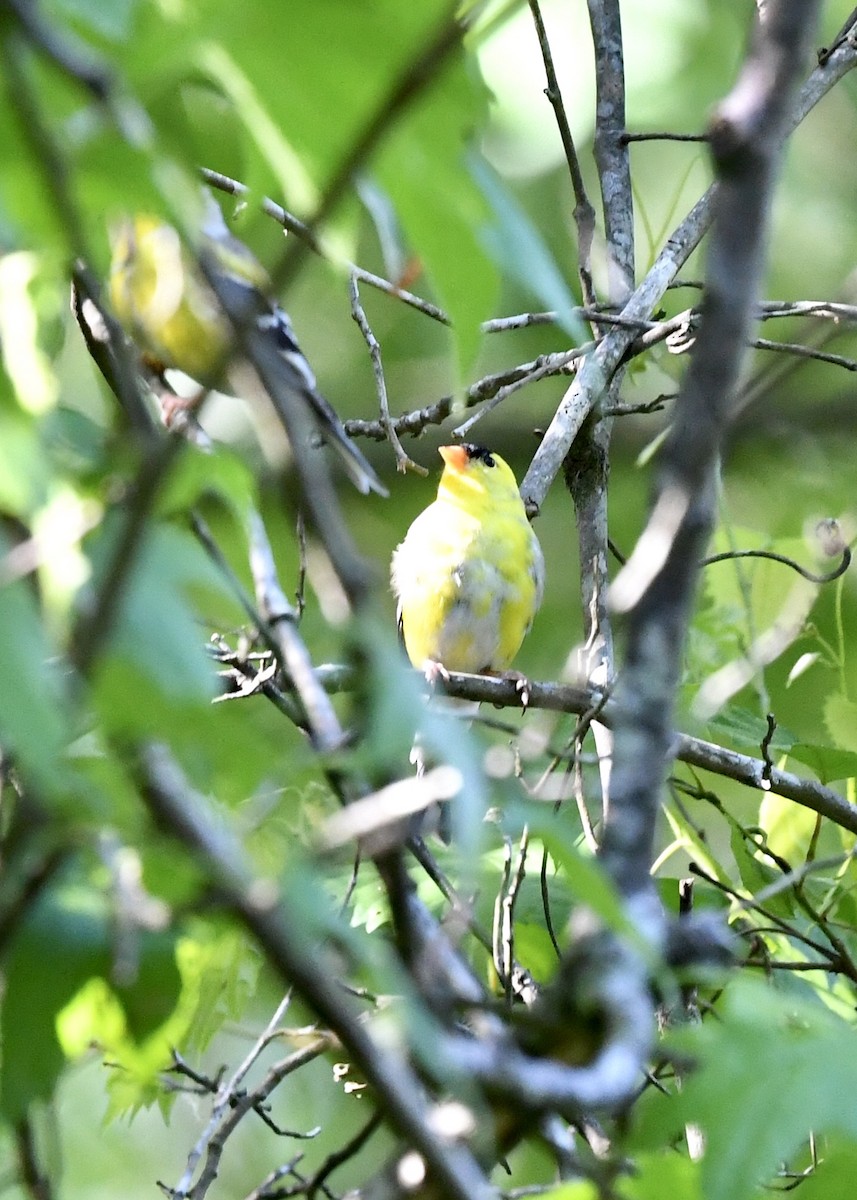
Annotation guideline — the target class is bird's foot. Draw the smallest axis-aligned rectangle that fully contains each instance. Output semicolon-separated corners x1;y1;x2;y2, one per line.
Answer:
422;658;451;689
499;669;532;707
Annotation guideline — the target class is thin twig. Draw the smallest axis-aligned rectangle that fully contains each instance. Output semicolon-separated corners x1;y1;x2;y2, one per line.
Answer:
248;511;346;754
348;272;424;474
305;1110;384;1200
751;335;857;370
528;0;597;308
201;167;450;327
522;24;857;512
621;131;708;143
701;543;851;584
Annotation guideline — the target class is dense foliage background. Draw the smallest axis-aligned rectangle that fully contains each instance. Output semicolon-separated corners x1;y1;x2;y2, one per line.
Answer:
2;1;857;1198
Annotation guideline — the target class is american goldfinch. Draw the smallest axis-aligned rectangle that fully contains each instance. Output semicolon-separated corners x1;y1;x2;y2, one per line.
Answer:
108;196;387;496
392;444;544;673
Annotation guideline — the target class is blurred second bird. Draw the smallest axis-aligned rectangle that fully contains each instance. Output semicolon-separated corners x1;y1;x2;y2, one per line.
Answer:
108;193;386;496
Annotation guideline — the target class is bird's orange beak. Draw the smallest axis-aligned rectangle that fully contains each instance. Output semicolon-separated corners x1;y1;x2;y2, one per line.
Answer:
439;445;468;473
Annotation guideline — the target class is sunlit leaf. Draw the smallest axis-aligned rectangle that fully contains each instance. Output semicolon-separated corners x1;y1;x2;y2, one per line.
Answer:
618;1152;702;1200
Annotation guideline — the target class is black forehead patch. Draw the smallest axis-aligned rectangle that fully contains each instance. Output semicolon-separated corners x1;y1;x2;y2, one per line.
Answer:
462;443;495;467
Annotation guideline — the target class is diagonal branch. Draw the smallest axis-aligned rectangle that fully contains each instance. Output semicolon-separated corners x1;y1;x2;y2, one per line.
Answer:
137;744;497;1200
521;27;857;514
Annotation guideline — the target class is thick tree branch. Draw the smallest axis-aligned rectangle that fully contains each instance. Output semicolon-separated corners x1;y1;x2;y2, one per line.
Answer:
586;0;634;303
605;0;823;906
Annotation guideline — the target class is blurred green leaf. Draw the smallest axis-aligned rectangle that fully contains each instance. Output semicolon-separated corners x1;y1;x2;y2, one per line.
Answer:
85;517;237;701
617;1153;702;1200
469;154;585;342
728;821;790;915
156;444;256;524
0;412;51;512
1;883;180;1121
789;1135;857;1200
758;789;822;863
0;541;69;791
176;925;259;1057
376;57;497;377
634;978;857;1200
532;1185;598;1200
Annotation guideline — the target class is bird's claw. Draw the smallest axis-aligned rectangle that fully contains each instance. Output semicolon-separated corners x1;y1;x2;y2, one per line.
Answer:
423;659;451;689
501;669;532;707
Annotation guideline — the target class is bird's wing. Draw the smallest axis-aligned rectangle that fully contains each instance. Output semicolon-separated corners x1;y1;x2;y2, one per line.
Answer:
207;267;388;497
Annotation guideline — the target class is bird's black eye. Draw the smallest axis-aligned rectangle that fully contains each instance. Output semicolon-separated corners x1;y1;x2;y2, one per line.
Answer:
464;443;496;468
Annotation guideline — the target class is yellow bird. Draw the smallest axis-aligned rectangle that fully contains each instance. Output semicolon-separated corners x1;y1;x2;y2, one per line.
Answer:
392;444;544;674
108;196;386;496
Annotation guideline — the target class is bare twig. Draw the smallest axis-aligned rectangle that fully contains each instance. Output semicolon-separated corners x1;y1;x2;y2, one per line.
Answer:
621;131;708;143
248;511;346;753
521;24;857;513
701;542;851;584
751;335;857;371
528;0;597;308
348;272;424;474
586;0;635;303
305;1110;384;1199
200;168;450;328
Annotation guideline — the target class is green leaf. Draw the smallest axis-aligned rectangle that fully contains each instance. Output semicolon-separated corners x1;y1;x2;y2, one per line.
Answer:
1;890;104;1120
0;411;51;513
635;978;857;1200
85;518;236;701
788;742;857;784
728;821;792;917
705;705;796;755
618;1152;702;1200
532;1185;598;1200
0;884;180;1121
703;530;819;635
789;1135;857;1200
176;926;259;1058
156;443;256;522
469;154;586;343
824;694;857;754
519;810;651;958
376;61;498;377
0;538;69;791
514;922;560;981
758;789;823;863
